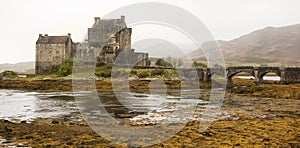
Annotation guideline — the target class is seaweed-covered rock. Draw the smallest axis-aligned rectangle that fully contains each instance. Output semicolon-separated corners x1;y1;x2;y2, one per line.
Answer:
1;71;17;78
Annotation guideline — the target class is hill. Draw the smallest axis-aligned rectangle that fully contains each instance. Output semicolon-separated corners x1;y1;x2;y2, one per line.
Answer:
189;24;300;65
0;61;35;72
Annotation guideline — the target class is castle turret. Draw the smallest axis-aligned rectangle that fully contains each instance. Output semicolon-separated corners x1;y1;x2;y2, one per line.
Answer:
121;15;125;23
44;34;48;42
94;17;100;23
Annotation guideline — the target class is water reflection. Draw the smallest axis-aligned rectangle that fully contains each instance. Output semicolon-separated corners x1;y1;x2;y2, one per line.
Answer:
0;89;214;123
0;89;78;121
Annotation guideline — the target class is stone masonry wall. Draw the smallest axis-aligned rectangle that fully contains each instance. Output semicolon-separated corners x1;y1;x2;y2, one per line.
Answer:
36;44;66;74
284;68;300;83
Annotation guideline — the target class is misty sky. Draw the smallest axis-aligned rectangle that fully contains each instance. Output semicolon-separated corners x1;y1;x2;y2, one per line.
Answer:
0;0;299;63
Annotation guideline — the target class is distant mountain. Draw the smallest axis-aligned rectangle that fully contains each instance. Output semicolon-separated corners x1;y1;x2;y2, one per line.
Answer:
189;24;300;65
0;61;35;72
132;39;195;58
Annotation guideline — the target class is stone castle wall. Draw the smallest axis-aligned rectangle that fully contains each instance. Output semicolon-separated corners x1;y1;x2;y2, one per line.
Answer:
36;16;149;75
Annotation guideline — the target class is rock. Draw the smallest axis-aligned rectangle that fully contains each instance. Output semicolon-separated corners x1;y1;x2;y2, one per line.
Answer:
20;120;27;124
4;127;12;133
3;119;11;123
51;120;59;124
17;142;29;147
25;135;34;139
202;132;213;137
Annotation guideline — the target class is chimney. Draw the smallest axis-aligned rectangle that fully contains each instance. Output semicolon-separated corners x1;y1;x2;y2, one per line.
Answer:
44;34;48;42
39;34;42;37
94;17;100;22
68;33;71;37
121;15;125;23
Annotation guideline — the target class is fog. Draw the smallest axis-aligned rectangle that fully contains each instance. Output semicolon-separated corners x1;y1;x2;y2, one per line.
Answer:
0;0;299;63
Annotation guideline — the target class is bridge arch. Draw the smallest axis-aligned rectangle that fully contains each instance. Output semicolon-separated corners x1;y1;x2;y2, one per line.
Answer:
227;71;255;79
257;67;281;83
226;66;255;87
258;71;281;78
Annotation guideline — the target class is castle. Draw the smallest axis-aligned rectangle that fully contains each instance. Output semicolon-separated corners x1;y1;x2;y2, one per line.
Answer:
35;16;149;75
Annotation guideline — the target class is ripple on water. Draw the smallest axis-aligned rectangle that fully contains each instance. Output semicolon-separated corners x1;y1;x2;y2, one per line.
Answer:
0;89;78;122
0;89;229;125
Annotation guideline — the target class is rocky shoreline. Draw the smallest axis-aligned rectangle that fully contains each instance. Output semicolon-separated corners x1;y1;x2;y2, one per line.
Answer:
1;78;299;99
0;78;212;92
0;116;299;147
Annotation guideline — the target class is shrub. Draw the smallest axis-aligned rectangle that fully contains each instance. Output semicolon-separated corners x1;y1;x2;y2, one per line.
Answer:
96;71;111;78
192;61;207;68
1;70;17;78
130;70;137;76
112;69;128;78
57;58;76;76
151;68;165;76
155;59;173;68
95;64;112;78
137;71;149;78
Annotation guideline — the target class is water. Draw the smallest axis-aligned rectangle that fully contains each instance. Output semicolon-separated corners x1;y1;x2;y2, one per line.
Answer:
0;89;78;121
0;87;297;126
0;89;224;124
236;76;281;81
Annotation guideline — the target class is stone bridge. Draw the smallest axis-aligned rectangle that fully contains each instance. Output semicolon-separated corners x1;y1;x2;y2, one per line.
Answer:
226;66;284;87
180;66;300;87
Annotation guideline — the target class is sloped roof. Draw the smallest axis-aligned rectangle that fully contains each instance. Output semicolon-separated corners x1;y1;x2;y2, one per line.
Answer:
36;35;70;44
92;18;126;29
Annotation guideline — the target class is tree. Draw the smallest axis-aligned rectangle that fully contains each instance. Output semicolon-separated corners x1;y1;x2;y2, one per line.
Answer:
146;60;151;66
155;58;173;68
192;61;207;68
155;58;164;67
58;58;76;76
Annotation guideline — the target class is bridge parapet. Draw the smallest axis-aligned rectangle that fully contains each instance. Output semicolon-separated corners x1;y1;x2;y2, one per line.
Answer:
168;66;300;87
227;66;255;78
282;67;300;83
227;66;254;70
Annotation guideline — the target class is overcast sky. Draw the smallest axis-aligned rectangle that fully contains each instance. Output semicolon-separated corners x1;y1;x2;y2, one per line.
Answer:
0;0;299;63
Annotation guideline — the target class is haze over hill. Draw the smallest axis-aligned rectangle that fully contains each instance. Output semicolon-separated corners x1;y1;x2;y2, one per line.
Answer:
2;24;300;72
189;24;300;65
132;39;195;58
0;62;34;72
